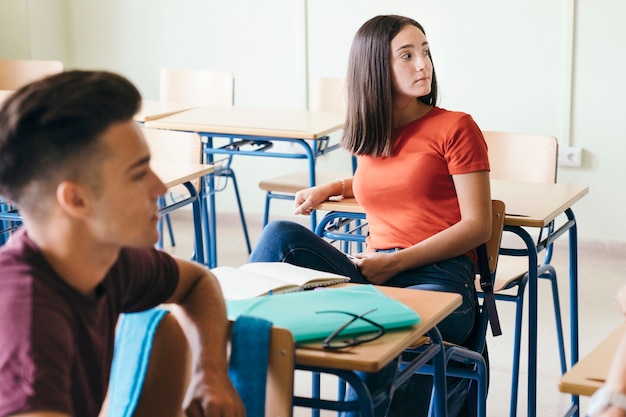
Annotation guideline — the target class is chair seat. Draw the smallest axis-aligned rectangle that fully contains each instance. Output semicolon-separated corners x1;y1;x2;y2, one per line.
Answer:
475;256;533;293
259;170;351;194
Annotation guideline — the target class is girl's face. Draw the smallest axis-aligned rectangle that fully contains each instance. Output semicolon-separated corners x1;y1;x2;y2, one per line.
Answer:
390;24;433;102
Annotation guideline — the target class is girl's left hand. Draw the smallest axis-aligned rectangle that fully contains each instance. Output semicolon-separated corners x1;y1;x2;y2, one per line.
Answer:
350;252;400;285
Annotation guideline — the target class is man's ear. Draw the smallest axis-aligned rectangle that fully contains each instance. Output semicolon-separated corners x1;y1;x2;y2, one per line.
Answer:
56;181;93;219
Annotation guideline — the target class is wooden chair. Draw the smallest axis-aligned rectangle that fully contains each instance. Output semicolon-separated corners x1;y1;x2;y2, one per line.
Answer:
0;59;63;90
314;201;505;417
160;68;233;106
228;317;295;417
159;68;251;253
258;77;353;228
0;59;62;241
141;127;203;251
407;199;506;417
480;130;565;415
264;326;295;417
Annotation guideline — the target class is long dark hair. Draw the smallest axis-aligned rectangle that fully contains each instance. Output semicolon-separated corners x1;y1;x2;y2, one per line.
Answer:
341;15;438;157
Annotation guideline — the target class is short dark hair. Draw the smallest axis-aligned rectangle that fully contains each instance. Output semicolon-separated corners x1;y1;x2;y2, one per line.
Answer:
341;15;439;157
0;70;141;208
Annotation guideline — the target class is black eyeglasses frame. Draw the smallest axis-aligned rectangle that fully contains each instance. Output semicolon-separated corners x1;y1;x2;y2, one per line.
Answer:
315;308;385;349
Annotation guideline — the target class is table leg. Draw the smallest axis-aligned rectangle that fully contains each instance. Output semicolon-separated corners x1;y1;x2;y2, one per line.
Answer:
184;181;206;266
501;227;540;417
292;366;376;417
201;136;218;268
566;208;580;416
504;210;580;417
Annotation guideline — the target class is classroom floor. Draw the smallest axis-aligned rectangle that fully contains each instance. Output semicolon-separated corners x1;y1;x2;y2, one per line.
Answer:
163;208;626;417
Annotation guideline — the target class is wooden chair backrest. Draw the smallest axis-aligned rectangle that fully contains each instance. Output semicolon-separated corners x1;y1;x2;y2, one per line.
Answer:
264;326;295;417
0;59;63;90
485;199;506;275
483;131;557;184
141;127;203;191
310;76;346;113
159;68;234;106
227;323;295;417
141;127;202;164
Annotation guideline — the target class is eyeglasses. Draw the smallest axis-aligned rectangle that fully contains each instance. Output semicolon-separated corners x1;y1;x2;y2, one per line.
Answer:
315;308;385;349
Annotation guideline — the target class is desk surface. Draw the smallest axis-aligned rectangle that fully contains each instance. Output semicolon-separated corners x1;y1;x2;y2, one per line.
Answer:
134;100;197;122
313;179;589;229
295;285;461;373
151;160;213;188
559;322;626;396
490;179;589;227
145;105;345;140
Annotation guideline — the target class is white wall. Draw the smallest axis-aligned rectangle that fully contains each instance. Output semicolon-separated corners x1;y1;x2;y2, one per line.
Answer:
0;0;69;61
1;0;625;247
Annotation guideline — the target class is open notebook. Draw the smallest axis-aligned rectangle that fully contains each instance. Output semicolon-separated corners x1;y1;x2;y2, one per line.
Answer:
211;262;350;300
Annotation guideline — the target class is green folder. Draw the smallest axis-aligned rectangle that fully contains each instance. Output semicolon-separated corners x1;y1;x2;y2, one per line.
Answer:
226;284;421;343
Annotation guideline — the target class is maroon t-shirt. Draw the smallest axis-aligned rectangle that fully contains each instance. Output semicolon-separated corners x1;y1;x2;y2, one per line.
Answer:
0;229;179;416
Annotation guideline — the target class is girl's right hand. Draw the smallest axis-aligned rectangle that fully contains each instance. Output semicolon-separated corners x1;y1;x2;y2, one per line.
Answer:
293;185;330;215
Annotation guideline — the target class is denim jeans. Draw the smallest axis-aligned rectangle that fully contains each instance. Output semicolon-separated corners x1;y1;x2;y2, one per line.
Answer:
249;220;478;417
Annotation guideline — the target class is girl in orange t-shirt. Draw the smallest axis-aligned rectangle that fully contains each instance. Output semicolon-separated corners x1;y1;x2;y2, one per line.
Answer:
250;14;491;417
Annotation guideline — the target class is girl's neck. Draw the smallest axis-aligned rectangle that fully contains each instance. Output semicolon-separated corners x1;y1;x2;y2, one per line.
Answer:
392;99;432;128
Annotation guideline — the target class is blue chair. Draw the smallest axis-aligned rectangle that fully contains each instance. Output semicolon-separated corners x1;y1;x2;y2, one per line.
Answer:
313;200;505;417
257;77;353;230
406;199;506;417
159;68;252;254
481;131;566;416
0;198;22;246
109;312;295;417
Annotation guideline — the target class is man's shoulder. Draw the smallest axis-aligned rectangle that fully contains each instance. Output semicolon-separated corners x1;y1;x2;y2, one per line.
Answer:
116;246;175;268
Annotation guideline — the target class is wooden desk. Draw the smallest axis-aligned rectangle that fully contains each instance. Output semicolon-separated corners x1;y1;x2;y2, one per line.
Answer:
152;160;213;265
152;160;213;188
134;100;197;122
292;285;461;417
314;179;589;226
313;179;590;417
559;322;626;397
296;286;461;372
145;105;345;267
145;105;344;139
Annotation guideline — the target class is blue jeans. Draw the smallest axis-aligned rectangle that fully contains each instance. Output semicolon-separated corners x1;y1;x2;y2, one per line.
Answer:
249;220;478;417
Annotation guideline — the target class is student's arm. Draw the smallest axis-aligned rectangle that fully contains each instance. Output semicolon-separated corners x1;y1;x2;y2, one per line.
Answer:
354;170;491;284
9;413;69;417
294;177;354;215
165;258;245;417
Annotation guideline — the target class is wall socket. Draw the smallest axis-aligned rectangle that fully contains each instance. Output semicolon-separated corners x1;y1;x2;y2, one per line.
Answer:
558;146;582;167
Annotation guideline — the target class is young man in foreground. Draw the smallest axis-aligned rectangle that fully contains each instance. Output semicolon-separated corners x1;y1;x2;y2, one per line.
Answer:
0;70;244;417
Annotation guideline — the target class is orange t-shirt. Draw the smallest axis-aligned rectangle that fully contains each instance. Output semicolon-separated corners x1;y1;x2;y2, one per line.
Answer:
353;107;490;255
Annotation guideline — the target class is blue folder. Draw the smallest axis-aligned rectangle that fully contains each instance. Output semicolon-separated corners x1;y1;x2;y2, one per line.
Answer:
226;284;420;343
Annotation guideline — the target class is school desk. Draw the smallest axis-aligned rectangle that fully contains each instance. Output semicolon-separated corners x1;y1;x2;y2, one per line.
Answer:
152;160;213;265
313;178;589;417
133;100;198;123
292;285;462;417
559;322;626;416
145;105;345;267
